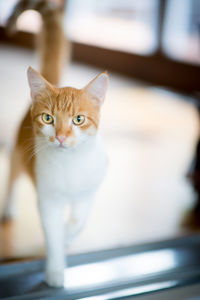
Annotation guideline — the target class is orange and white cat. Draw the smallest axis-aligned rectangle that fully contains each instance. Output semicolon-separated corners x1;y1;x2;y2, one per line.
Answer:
3;0;109;288
28;67;108;287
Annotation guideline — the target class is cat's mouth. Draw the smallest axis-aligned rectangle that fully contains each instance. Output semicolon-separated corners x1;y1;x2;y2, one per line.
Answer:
56;142;74;149
48;141;68;149
50;138;77;149
58;143;67;149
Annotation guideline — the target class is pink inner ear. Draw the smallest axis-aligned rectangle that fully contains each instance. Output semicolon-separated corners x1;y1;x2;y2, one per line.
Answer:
85;73;109;105
27;67;46;99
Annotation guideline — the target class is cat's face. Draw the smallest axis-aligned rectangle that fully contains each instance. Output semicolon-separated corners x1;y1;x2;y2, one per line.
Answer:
27;67;108;149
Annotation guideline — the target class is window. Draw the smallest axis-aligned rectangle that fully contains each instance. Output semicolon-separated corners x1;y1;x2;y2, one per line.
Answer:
66;0;159;55
162;0;200;65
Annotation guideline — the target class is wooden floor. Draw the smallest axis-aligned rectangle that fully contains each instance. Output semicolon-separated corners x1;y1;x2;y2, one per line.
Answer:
0;44;200;261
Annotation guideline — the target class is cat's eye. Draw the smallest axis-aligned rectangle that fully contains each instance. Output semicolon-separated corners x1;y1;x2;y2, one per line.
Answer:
72;115;85;126
42;113;54;124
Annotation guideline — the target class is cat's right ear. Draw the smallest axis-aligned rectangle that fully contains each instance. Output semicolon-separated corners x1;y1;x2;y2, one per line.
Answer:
84;72;109;106
27;66;50;100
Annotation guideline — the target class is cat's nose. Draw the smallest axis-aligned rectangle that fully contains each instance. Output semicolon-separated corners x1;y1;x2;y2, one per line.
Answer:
56;135;66;144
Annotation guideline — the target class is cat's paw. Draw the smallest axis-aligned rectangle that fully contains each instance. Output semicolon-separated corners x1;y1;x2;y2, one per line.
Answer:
45;270;64;288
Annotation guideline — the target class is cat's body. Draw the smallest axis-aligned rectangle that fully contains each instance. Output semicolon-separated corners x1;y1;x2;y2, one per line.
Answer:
35;126;107;288
36;132;107;287
36;134;106;200
3;0;108;288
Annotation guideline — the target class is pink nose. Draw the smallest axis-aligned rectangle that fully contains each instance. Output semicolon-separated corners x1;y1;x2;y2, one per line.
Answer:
56;135;66;144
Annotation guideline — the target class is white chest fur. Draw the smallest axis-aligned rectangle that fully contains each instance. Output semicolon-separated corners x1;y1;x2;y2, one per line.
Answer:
35;135;107;202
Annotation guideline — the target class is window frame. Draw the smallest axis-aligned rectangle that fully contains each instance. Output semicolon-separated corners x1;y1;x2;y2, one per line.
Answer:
0;0;199;92
1;235;200;299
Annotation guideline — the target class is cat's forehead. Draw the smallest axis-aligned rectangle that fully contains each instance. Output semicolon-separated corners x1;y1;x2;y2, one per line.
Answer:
52;87;81;113
56;87;81;104
58;86;80;100
32;85;98;118
41;86;85;116
50;87;96;115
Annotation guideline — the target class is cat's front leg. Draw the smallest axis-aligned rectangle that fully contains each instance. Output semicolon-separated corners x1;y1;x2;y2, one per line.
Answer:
66;196;93;245
38;197;65;288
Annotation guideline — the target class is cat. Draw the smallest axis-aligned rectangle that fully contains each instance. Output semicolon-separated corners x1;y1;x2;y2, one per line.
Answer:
2;0;109;288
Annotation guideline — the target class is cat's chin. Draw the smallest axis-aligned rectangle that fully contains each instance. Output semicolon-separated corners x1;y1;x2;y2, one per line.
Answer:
56;144;69;150
52;143;74;150
58;144;67;149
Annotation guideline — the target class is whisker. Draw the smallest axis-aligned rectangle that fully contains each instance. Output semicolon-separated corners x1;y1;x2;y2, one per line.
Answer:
22;137;46;154
27;142;47;162
20;136;43;146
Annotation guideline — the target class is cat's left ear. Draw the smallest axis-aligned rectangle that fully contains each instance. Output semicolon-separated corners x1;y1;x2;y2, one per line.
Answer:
27;66;51;100
84;72;109;106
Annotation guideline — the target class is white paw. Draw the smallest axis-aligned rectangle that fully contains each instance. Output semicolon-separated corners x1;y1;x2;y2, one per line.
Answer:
45;270;64;288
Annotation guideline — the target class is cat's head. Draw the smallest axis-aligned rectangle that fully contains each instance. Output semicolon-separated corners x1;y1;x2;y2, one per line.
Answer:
27;67;108;149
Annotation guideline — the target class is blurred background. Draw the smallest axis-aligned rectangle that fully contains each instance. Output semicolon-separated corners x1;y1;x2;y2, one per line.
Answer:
0;0;200;261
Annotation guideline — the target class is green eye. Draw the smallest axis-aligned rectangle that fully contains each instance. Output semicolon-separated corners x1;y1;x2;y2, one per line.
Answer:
72;115;85;125
42;113;54;124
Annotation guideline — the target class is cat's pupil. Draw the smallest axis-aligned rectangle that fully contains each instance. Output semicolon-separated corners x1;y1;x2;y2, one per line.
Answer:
77;115;81;122
46;115;51;120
